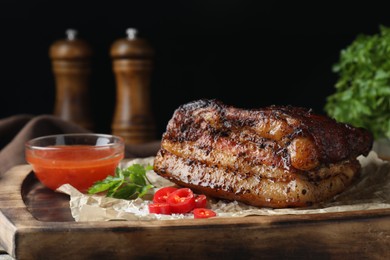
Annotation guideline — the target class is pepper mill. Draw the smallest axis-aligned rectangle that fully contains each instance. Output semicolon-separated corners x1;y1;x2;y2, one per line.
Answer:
49;29;94;130
110;28;156;144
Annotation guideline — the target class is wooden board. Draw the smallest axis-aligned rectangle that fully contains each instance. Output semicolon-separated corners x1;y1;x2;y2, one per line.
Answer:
0;165;390;259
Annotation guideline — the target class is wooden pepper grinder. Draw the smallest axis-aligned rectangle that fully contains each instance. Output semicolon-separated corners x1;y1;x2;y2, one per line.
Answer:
110;28;156;144
49;29;94;130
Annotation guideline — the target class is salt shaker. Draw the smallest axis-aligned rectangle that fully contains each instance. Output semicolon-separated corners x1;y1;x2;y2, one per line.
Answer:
110;28;156;144
49;29;94;130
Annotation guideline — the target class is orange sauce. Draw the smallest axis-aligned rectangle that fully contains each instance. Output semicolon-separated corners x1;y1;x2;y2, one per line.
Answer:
25;145;124;192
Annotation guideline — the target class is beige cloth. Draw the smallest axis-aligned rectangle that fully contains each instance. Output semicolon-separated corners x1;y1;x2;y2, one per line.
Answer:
0;114;160;176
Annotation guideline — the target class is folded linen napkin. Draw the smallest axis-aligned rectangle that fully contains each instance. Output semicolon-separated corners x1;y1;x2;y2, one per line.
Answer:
0;114;160;176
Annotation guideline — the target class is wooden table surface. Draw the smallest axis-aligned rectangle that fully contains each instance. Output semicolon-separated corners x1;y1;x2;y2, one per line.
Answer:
0;165;389;259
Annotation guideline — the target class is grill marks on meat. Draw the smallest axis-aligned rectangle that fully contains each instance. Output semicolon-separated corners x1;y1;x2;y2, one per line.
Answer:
154;99;373;208
155;150;360;208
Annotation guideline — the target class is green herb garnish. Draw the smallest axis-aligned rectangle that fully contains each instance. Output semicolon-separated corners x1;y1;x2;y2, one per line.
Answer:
325;25;390;139
88;164;154;200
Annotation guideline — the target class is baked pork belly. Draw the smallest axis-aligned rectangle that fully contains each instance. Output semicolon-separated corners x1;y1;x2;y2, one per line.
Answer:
153;99;373;208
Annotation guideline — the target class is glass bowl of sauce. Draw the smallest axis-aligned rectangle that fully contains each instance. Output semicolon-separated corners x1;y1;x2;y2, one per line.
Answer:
25;133;125;192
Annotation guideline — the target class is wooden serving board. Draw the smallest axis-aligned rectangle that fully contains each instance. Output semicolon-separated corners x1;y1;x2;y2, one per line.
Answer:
1;165;390;259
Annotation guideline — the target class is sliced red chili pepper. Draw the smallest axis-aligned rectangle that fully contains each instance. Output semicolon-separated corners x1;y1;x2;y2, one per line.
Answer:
167;188;196;214
194;194;207;208
193;208;217;219
153;187;178;203
148;203;171;215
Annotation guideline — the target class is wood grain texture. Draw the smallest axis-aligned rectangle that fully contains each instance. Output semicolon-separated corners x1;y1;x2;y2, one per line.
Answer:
0;165;389;259
50;35;94;130
110;35;156;144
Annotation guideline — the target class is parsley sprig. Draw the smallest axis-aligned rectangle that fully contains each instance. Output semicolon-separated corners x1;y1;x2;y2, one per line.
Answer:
88;164;154;199
325;25;390;139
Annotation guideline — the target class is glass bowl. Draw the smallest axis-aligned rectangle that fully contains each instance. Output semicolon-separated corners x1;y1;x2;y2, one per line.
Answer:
25;133;125;192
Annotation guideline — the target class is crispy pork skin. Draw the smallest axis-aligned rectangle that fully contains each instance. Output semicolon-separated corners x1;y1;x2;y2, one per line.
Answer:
153;99;373;208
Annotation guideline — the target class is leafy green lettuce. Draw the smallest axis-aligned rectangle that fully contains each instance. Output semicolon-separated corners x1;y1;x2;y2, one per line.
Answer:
325;25;390;139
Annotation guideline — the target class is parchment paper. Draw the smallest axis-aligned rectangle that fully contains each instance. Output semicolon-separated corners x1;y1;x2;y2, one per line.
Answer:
57;151;390;221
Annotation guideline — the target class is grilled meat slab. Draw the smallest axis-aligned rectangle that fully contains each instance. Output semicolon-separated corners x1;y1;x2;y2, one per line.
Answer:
153;99;373;208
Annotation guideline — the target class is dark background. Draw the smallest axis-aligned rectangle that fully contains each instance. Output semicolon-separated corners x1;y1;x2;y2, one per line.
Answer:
1;1;390;138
